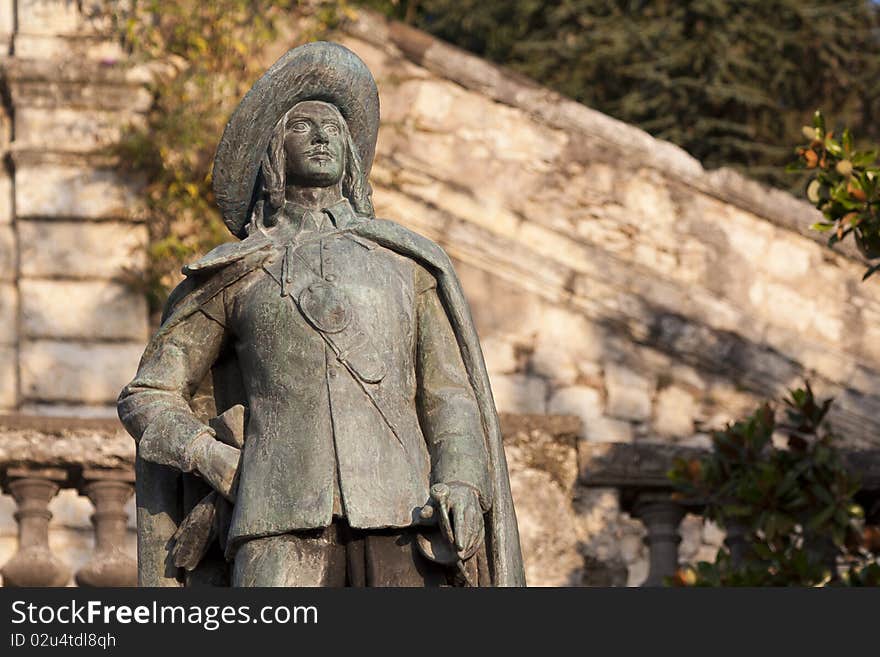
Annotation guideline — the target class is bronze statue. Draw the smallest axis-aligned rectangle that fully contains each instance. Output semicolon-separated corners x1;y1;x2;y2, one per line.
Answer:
118;42;525;587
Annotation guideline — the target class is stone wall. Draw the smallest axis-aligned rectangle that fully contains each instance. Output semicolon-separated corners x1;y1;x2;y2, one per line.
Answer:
0;0;150;419
342;15;880;455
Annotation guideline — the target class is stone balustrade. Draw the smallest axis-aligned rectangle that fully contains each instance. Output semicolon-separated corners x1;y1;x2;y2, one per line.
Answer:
0;414;136;587
579;442;880;585
3;410;877;587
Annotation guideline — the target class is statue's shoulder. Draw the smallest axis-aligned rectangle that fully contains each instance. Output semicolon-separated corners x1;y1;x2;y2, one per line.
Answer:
353;217;453;272
160;233;274;324
182;232;274;277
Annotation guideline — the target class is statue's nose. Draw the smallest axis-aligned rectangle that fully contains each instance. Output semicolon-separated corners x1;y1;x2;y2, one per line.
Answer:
313;126;329;144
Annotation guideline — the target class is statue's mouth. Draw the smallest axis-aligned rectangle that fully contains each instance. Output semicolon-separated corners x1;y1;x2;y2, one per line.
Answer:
307;147;332;161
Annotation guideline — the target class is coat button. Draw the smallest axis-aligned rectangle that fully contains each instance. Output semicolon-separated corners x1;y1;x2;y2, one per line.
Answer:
324;273;336;282
328;366;338;379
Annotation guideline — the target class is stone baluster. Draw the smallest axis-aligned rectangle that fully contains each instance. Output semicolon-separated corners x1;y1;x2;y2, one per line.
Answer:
75;468;137;587
633;492;685;587
0;467;71;587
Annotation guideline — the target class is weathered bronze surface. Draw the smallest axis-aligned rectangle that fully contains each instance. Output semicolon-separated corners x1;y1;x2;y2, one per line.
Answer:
118;42;525;587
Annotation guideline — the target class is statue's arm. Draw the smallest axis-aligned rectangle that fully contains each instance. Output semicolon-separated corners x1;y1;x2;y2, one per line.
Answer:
415;268;493;513
118;294;239;498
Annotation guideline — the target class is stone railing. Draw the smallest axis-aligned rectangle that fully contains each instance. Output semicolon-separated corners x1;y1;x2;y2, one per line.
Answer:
0;414;136;587
579;442;880;585
2;411;576;588
4;409;876;587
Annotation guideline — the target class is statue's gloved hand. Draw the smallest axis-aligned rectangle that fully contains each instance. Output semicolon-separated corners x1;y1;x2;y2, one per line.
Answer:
188;433;241;502
440;482;485;560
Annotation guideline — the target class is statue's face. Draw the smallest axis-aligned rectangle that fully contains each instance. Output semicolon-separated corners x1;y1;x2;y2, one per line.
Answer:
283;101;346;188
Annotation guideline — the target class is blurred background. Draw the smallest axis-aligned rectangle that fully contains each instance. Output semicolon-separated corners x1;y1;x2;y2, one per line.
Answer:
0;0;879;587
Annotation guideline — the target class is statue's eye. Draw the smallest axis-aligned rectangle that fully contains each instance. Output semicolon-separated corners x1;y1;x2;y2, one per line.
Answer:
324;123;340;136
289;120;310;132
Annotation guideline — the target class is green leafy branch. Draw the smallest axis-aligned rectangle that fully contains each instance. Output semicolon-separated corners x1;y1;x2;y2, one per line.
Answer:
790;110;880;280
669;383;879;586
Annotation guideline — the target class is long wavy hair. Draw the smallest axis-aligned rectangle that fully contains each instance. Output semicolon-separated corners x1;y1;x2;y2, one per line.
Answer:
246;101;374;234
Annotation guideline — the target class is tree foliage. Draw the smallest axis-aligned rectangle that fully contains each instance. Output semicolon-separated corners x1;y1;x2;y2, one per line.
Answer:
669;384;880;586
364;0;880;191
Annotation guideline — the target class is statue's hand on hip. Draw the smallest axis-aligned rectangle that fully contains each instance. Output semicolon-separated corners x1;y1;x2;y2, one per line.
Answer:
438;482;485;560
190;434;241;502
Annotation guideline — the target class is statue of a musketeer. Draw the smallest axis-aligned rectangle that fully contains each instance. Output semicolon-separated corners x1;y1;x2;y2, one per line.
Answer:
119;42;525;587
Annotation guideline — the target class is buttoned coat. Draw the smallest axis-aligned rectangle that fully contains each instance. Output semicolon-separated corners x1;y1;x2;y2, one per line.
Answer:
119;200;492;550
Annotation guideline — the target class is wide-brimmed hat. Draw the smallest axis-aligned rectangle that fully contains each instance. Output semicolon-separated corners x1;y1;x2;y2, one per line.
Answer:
212;41;380;238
